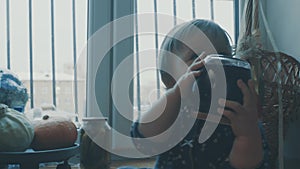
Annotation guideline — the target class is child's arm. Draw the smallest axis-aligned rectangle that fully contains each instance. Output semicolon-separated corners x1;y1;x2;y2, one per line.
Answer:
219;79;263;169
138;56;205;138
138;86;181;138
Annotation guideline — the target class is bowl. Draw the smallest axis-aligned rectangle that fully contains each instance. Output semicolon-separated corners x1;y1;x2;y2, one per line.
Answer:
193;54;252;113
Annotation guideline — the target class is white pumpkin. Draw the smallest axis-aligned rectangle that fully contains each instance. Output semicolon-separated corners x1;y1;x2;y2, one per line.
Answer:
0;104;34;152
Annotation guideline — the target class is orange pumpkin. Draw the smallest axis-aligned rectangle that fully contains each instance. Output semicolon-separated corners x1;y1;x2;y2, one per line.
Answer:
31;114;78;151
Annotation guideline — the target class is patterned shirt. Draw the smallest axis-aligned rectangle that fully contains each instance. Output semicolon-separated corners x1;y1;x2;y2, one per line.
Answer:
131;114;270;169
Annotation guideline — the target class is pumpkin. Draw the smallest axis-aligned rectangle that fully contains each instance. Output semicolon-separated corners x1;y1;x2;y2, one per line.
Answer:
0;104;34;152
31;114;78;151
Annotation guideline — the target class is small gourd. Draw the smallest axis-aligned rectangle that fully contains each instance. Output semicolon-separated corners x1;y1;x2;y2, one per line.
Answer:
31;114;78;151
0;104;34;152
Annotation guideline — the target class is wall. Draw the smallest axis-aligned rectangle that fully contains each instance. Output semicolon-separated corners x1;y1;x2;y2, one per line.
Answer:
264;0;300;61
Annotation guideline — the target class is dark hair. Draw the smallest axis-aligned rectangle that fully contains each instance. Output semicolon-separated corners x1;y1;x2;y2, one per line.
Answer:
159;19;232;88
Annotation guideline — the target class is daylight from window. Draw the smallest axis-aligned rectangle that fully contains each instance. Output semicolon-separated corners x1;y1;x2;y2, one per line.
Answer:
0;0;87;118
133;0;234;120
0;0;234;121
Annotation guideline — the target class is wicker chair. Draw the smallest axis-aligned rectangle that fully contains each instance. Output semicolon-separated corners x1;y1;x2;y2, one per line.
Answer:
237;0;300;168
243;49;300;169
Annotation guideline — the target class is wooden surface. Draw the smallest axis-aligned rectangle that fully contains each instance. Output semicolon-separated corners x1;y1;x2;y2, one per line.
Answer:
40;158;156;169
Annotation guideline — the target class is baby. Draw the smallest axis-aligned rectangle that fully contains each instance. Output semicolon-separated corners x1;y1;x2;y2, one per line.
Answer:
130;19;269;169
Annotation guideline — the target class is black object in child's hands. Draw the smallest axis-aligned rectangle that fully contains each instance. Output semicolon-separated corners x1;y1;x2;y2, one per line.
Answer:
193;54;252;114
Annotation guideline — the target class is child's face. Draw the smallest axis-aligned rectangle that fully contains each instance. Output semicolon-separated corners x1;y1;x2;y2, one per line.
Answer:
170;49;196;83
162;35;219;88
171;47;211;82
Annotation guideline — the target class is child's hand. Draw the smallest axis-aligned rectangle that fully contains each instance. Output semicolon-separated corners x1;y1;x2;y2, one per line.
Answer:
219;79;264;169
173;53;206;99
218;79;260;138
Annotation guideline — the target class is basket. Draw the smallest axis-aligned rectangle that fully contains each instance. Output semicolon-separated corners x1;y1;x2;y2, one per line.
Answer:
243;49;300;169
237;0;300;168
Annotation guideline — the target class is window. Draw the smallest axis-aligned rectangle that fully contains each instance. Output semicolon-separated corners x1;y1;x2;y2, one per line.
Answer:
133;0;238;121
0;0;238;156
87;0;238;155
0;0;88;119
